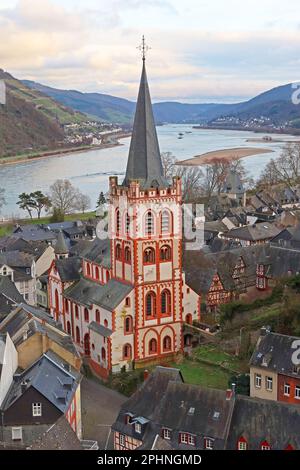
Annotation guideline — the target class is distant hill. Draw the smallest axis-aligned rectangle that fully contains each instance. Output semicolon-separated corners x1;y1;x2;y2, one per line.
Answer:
0;70;90;158
23;80;135;125
23;80;300;127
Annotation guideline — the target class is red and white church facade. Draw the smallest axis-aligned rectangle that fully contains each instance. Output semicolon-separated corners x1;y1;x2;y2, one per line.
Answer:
48;57;200;378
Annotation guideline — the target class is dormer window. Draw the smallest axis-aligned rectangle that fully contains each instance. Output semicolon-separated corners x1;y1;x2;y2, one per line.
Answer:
162;428;171;440
204;437;214;450
180;432;196;446
135;423;142;434
238;436;248;450
261;440;271;450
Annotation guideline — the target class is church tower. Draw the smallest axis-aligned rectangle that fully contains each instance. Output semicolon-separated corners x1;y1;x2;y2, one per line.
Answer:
108;44;184;365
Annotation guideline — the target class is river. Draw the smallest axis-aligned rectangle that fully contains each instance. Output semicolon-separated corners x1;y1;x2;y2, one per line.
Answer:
0;125;298;218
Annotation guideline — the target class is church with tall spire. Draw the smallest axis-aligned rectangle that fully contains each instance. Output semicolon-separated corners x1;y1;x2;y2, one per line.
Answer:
48;41;200;379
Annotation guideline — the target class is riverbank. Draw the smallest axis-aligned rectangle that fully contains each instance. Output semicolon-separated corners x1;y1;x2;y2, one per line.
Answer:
0;132;131;167
177;147;274;166
193;125;300;136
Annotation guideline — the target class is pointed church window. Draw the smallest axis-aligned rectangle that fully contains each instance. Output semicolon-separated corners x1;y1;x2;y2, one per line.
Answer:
161;210;171;233
145;211;154;235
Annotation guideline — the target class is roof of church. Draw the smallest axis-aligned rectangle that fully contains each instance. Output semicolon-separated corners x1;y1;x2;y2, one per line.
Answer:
64;277;133;311
123;60;168;189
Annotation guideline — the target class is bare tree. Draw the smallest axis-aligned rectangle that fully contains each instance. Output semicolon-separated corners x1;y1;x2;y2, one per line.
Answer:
49;179;78;215
75;192;91;214
258;143;300;189
161;152;204;201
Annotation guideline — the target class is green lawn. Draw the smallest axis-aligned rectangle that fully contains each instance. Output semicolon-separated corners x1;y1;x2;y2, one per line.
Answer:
172;360;231;390
0;211;96;237
192;344;244;371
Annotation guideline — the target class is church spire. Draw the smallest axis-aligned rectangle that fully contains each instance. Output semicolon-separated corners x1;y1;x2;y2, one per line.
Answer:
123;38;168;189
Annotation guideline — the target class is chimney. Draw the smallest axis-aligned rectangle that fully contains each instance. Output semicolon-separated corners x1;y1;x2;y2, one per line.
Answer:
143;369;149;381
226;388;234;401
21;380;27;394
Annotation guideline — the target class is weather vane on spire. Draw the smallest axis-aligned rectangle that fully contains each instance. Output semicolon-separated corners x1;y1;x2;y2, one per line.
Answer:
137;35;151;61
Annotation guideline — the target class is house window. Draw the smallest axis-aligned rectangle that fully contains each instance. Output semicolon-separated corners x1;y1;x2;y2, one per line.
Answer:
96;309;100;323
238;437;248;450
284;383;290;396
160;245;171;261
76;326;80;344
255;373;262;388
101;347;106;361
135;423;142;434
143;247;155;264
161;289;171;314
204;438;214;450
124;246;131;263
163;335;172;352
180;433;195;446
123;344;132;360
124;316;133;334
149;338;157;355
162;428;171;440
12;427;22;441
295;386;300;399
84;308;89;322
266;377;273;391
119;434;125;447
146;291;156;317
95;267;100;280
86;263;91;277
104;319;108;328
145;211;154;235
261;441;271;450
32;402;42;417
125;297;130;307
161;210;171;233
64;299;69;313
75;305;79;319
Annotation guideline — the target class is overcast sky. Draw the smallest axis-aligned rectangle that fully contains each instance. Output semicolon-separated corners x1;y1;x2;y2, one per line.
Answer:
1;0;300;102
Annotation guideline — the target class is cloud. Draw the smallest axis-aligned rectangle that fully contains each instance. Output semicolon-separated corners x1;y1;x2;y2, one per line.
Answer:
0;0;300;102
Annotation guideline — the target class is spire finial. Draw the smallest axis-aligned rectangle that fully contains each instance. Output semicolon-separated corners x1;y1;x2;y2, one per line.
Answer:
137;35;150;61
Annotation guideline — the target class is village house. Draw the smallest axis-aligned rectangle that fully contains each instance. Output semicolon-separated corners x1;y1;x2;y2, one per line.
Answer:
184;248;257;312
250;328;300;405
112;366;300;450
0;339;82;446
0;303;82;371
48;58;200;378
0;275;24;321
221;221;281;247
0;251;37;305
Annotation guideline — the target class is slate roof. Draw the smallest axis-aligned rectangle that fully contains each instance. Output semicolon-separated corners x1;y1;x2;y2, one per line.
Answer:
55;257;81;282
250;331;300;378
222;222;281;242
30;416;82;450
0;250;33;268
80;238;111;268
0;276;24;319
0;303;59;337
183;246;258;295
13;225;57;242
222;170;244;194
227;395;300;450
88;321;113;337
2;351;81;414
64;277;132;311
54;231;69;255
112;366;300;451
123;60;168;189
112;367;233;450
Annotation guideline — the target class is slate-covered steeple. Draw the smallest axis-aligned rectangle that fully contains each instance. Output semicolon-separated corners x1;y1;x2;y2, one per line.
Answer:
123;55;168;189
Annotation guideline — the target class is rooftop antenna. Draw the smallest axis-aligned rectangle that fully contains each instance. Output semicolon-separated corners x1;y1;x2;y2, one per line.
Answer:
137;35;151;61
